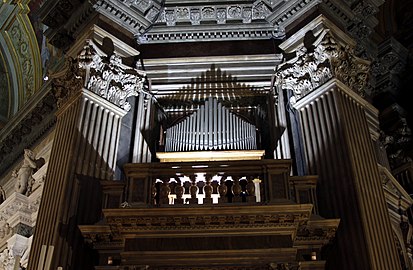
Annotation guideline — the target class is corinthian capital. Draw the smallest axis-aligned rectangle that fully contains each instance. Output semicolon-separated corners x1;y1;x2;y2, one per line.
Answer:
78;38;146;111
275;29;370;102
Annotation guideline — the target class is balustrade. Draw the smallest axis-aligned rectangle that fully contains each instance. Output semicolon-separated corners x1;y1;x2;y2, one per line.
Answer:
124;159;317;207
151;174;260;205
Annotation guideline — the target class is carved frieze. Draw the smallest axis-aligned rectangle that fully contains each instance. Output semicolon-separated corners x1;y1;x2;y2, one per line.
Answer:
296;224;338;242
159;2;272;26
190;9;201;25
275;30;370;102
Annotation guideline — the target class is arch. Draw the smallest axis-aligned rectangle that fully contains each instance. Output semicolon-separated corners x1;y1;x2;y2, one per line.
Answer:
0;0;43;125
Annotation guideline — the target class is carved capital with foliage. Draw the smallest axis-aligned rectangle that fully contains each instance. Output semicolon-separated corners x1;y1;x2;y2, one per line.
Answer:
275;30;370;103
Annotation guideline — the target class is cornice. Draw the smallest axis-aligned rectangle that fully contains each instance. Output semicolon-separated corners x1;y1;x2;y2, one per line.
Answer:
0;82;56;177
38;0;385;50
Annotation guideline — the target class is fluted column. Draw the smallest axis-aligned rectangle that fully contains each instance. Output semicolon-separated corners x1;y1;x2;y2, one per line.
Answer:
28;38;145;269
275;15;401;270
132;91;155;163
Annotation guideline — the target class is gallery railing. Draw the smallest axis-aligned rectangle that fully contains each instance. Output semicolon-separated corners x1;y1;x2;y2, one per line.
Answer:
123;159;318;211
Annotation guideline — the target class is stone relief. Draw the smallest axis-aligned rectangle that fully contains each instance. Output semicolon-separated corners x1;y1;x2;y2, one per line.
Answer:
275;29;370;103
190;9;201;25
159;1;271;26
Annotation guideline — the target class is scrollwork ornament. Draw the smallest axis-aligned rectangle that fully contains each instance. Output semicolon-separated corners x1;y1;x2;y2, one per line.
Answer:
9;22;35;99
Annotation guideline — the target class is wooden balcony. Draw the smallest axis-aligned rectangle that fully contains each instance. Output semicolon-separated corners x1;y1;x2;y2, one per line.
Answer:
80;159;339;269
123;159;318;208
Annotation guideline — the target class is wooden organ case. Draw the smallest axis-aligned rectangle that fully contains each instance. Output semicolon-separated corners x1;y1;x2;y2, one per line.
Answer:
155;76;272;157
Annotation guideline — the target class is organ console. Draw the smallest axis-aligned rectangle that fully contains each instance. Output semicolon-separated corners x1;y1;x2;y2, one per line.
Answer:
164;97;257;151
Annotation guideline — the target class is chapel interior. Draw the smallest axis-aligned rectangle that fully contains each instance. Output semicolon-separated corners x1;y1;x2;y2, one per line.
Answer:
0;0;413;270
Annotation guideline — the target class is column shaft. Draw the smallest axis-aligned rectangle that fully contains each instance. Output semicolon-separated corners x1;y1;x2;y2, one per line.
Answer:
294;80;401;270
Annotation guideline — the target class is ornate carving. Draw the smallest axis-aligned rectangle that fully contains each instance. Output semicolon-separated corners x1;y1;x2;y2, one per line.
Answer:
78;39;146;111
176;8;189;20
275;30;370;102
9;20;35;100
104;211;310;231
51;58;85;108
296;224;338;241
202;7;215;19
216;8;227;24
242;7;252;23
165;10;176;26
91;0;162;35
0;90;56;176
0;247;14;270
381;118;412;168
13;149;42;196
252;1;270;19
160;2;275;26
371;40;408;96
228;6;242;19
190;9;201;25
134;0;152;12
353;2;377;18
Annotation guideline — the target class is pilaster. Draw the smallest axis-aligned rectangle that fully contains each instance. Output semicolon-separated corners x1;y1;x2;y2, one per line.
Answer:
28;32;145;269
275;15;401;270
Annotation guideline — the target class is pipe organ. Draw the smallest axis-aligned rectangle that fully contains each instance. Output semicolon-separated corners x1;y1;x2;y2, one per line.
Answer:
165;97;257;151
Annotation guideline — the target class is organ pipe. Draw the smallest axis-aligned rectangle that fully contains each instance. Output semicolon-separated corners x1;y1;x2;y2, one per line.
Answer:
165;97;257;151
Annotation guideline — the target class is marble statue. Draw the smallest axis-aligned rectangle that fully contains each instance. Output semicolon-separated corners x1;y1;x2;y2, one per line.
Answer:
13;149;38;196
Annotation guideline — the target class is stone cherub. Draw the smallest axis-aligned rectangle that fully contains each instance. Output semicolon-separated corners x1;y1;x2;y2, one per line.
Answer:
13;149;43;196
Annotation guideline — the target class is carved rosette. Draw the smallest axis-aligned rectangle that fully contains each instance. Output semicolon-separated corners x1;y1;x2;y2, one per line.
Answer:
78;40;146;111
275;30;370;102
